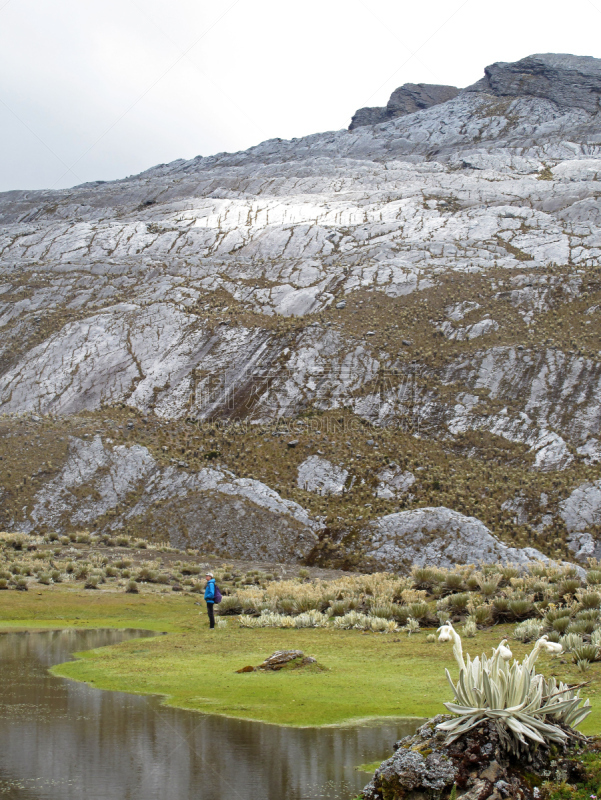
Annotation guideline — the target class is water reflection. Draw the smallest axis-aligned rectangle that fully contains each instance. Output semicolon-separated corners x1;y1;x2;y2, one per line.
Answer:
0;629;420;800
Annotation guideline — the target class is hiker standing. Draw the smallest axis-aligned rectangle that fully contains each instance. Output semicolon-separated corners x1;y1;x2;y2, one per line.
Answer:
204;572;216;629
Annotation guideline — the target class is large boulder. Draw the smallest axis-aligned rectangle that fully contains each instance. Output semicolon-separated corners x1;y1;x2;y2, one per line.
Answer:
465;53;601;112
365;507;547;571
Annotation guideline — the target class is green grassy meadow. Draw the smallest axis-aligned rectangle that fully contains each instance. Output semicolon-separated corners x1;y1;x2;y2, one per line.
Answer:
1;586;600;732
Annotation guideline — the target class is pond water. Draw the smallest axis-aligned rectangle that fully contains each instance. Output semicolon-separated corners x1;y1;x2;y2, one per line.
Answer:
0;629;421;800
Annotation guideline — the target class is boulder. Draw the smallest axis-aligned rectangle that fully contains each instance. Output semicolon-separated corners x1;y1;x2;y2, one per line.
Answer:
365;507;547;571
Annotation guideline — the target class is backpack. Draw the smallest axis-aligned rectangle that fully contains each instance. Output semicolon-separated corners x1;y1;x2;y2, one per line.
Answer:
214;585;222;604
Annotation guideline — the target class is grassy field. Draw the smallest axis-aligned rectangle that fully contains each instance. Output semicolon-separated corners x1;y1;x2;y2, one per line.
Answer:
1;586;600;732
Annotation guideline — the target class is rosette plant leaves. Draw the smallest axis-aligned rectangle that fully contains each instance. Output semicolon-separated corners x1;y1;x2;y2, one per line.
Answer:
437;626;591;755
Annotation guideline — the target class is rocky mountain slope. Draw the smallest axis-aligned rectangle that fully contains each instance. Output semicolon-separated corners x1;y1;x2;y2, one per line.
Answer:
2;53;601;570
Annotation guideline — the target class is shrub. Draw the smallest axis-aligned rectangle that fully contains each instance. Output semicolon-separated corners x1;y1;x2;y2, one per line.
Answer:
463;618;477;638
37;573;52;585
513;619;545;642
333;611;370;630
578;591;600;609
0;579;8;590
443;573;464;594
409;602;429;620
551;616;571;634
500;565;520;583
14;577;28;591
85;575;100;589
116;536;130;547
508;599;532;619
560;633;584;653
587;570;601;585
567;619;597;635
51;570;62;583
370;617;397;634
448;593;470;612
136;568;157;583
472;605;493;626
405;617;420;635
217;596;241;614
328;599;350;617
294;610;329;628
216;619;227;629
545;606;572;623
277;597;297;614
573;644;599;664
8;535;27;550
437;628;591;754
181;563;201;575
76;533;91;544
298;568;310;579
492;597;509;615
370;603;396;619
559;579;582;597
125;580;139;593
412;566;435;590
392;605;412;625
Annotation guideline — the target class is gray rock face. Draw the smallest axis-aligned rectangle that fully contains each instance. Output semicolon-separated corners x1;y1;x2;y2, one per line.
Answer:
365;507;547;571
560;480;601;559
23;436;318;560
296;456;348;496
466;53;601;113
349;82;459;129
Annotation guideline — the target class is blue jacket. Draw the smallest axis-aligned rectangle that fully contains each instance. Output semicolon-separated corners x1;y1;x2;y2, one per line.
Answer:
204;579;215;603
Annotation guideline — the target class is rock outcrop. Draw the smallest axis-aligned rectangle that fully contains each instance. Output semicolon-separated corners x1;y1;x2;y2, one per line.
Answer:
366;508;547;571
349;83;459;129
466;53;601;112
361;715;588;800
24;435;318;561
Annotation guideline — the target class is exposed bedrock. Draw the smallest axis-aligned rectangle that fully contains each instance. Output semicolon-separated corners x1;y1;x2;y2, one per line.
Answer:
349;83;460;129
466;53;601;113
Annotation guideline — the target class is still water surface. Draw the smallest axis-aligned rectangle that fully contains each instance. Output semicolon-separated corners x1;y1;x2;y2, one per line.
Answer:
0;629;420;800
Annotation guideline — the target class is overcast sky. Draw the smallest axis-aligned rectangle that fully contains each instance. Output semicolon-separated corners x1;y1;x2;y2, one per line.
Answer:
1;0;600;192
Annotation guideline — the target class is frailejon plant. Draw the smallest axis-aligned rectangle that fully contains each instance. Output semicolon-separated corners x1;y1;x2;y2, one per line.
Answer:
436;624;591;755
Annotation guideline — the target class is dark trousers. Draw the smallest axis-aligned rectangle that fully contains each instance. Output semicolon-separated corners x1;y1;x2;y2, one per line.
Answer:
207;602;215;629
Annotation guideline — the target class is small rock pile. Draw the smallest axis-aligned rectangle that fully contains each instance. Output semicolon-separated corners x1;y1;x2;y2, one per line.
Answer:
236;650;318;673
361;715;588;800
